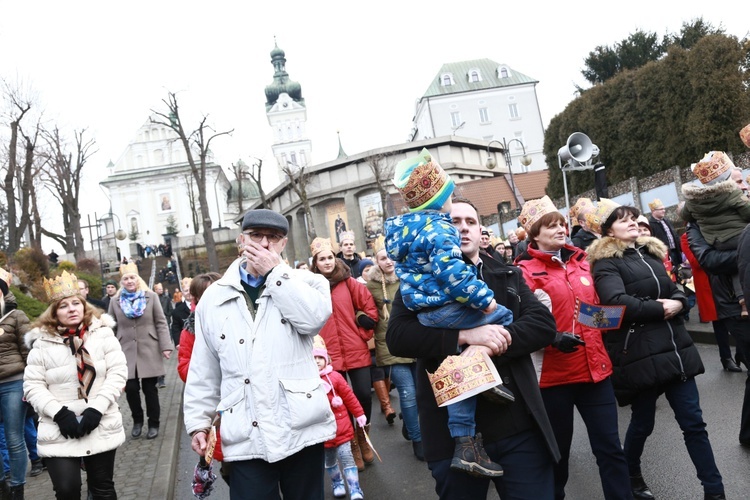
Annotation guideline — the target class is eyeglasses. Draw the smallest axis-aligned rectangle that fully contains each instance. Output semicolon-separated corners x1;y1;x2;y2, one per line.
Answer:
243;231;284;243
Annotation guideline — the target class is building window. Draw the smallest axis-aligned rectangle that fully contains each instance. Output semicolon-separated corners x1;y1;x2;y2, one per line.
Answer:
451;111;462;128
281;153;288;166
508;103;519;119
499;67;509;78
469;70;481;82
479;108;490;124
290;152;297;166
441;73;454;86
300;151;307;166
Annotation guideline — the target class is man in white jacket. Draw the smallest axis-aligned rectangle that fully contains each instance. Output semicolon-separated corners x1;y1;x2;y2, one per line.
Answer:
184;209;336;499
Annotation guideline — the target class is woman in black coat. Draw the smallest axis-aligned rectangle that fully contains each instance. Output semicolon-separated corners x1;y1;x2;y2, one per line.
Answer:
586;201;725;500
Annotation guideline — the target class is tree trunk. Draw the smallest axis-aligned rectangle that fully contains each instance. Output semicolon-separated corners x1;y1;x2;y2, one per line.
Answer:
197;187;219;272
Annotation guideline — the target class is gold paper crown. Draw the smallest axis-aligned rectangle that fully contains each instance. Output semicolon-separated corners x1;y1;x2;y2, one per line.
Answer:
43;271;80;302
312;335;328;358
518;195;558;233
372;235;386;254
569;197;594;225
310;237;333;257
0;267;11;286
585;198;621;235
119;262;139;277
647;198;664;211
427;352;501;407
338;231;355;243
693;151;734;185
740;123;750;148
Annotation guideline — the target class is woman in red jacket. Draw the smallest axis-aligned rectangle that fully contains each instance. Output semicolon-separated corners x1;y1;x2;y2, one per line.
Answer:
514;196;631;500
311;237;378;471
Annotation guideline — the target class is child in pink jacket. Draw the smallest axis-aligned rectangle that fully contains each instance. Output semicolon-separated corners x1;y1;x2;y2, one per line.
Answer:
314;336;366;500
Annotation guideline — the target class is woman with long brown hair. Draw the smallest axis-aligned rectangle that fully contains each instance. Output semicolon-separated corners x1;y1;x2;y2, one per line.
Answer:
24;271;127;499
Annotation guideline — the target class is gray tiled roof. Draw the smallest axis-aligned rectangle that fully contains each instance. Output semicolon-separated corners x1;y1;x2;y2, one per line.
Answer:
421;59;538;98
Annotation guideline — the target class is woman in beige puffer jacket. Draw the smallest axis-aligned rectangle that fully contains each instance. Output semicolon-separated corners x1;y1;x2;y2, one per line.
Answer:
24;271;127;500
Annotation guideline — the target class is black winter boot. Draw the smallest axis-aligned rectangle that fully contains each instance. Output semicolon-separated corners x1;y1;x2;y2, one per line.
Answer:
8;484;22;500
630;474;654;499
450;433;503;477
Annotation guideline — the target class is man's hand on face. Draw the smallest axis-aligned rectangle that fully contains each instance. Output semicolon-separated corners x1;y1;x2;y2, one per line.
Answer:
241;239;283;277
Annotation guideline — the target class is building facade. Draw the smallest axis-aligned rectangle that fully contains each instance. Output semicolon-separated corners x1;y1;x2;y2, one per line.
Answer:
411;59;547;172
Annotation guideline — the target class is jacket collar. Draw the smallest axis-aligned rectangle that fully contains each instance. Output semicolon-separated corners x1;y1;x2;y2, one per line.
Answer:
586;236;667;265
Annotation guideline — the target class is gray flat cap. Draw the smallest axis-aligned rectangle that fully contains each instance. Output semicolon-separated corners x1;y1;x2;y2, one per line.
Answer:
241;209;289;235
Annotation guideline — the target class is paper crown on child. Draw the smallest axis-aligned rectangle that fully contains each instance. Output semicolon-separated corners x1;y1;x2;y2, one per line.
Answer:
692;151;734;185
310;237;333;257
43;271;80;303
647;198;664;211
119;262;139;277
518;196;558;233
371;235;386;254
338;231;355;244
0;267;11;295
569;197;594;225
312;335;328;359
393;148;454;212
585;198;621;236
427;352;503;407
740;123;750;148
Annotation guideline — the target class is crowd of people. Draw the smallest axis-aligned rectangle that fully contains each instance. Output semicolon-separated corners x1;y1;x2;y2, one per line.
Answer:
11;137;750;500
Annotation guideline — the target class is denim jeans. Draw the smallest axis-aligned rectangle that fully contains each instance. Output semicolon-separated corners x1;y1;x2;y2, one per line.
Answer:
417;301;513;330
0;408;39;473
428;428;553;499
388;363;421;443
0;379;27;486
624;377;724;495
324;441;355;470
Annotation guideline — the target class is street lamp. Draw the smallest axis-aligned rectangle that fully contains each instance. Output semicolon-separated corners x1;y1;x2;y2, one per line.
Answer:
485;138;531;214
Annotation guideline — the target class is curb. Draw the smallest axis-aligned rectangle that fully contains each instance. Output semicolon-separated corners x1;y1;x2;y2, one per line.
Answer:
150;355;184;499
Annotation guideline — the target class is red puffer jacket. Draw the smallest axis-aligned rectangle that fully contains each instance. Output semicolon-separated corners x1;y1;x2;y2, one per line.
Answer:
319;277;377;372
320;366;364;448
516;244;612;388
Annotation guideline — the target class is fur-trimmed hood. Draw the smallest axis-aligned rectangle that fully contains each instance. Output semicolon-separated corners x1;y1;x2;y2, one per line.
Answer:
364;266;399;285
681;178;739;201
586;236;667;266
25;313;117;349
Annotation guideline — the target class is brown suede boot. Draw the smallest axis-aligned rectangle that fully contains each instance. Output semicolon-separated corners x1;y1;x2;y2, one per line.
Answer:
351;434;365;471
356;424;375;464
373;380;397;425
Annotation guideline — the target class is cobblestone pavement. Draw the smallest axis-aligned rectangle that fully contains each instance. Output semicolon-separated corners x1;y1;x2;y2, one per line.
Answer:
24;355;183;500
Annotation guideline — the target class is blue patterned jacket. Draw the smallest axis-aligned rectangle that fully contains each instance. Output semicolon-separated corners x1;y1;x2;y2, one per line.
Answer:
384;211;494;312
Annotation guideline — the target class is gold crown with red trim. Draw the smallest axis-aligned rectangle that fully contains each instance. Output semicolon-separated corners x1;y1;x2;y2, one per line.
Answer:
518;195;558;233
310;237;333;257
740;123;750;148
43;270;80;302
119;262;139;277
585;198;621;235
569;197;594;225
693;151;734;185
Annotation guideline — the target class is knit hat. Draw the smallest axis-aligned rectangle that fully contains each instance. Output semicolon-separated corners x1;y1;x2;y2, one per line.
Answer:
356;259;374;277
339;231;355;244
241;208;289;235
569;197;594;225
647;198;664;211
393;148;454;212
518;195;558;233
0;267;10;296
740;123;750;148
585;198;621;235
692;151;734;185
104;279;119;288
310;237;333;257
312;335;328;360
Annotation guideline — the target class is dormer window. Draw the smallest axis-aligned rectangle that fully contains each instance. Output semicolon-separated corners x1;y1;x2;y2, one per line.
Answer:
468;69;481;83
498;66;510;78
441;73;455;86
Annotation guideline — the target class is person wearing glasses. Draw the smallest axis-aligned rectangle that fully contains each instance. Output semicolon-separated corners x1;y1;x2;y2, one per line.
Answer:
184;209;336;500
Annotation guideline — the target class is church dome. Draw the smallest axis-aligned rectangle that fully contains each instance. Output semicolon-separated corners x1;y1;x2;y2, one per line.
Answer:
227;179;260;203
270;44;285;59
265;42;304;109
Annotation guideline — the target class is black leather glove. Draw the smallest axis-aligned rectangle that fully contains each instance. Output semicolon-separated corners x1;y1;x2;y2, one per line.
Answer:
356;314;376;330
78;408;103;436
54;407;82;439
552;332;586;353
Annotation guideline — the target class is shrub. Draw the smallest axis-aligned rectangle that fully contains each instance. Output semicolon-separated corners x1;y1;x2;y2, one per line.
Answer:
76;258;100;274
57;260;76;272
10;285;48;320
11;247;49;282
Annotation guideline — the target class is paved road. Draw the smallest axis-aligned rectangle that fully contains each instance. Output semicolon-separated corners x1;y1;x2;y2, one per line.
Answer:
174;343;750;499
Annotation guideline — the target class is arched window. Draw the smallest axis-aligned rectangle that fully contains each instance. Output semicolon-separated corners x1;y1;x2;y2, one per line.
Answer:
469;70;481;82
499;67;510;78
441;73;454;86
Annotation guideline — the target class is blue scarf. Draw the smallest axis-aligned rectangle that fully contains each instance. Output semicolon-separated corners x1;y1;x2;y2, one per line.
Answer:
119;289;147;319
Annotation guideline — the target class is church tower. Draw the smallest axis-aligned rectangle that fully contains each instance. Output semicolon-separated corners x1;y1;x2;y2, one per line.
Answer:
265;42;311;176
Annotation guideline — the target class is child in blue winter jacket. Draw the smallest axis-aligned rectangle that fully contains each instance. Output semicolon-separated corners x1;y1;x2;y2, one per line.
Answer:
384;149;513;478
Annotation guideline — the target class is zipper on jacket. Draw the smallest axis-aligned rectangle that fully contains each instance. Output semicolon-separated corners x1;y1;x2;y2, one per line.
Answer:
623;324;635;354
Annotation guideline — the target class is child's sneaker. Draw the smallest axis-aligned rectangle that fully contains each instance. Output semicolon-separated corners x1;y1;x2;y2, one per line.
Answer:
450;433;504;477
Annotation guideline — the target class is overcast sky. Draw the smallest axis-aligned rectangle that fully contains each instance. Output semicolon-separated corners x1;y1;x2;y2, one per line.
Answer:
0;1;746;253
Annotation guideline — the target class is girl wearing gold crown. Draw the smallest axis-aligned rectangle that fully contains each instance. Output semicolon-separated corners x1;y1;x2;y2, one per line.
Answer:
0;268;31;499
23;270;127;499
108;263;172;441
